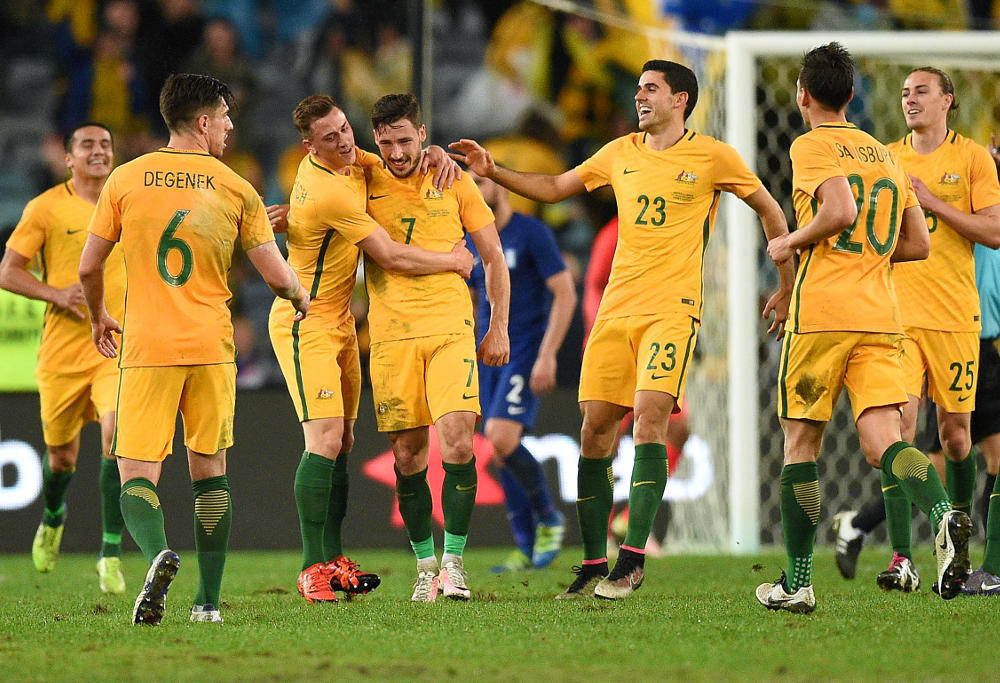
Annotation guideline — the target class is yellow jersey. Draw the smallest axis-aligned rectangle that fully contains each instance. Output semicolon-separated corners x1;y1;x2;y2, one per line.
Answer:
88;148;275;367
7;180;126;373
788;123;919;334
364;166;494;342
890;130;1000;332
575;130;762;322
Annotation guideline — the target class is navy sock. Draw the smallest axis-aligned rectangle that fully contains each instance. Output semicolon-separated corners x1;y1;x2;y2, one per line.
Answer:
498;465;535;556
505;444;558;522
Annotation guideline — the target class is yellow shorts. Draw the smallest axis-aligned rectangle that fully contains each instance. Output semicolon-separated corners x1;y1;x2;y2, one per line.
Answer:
900;327;979;412
269;308;361;422
36;360;119;446
778;330;907;422
369;333;480;432
579;314;698;411
112;363;236;462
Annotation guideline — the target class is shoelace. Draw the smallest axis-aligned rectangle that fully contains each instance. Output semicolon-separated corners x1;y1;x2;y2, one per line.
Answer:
413;571;437;599
443;562;468;588
329;558;362;588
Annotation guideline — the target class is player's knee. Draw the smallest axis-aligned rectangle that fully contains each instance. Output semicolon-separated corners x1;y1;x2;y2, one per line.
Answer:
47;446;77;472
939;426;971;461
340;431;355;454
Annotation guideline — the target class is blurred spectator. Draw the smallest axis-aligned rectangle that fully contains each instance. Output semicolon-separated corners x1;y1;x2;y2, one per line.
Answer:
143;0;206;120
183;17;257;113
203;0;330;59
661;0;756;34
222;127;265;194
889;0;967;28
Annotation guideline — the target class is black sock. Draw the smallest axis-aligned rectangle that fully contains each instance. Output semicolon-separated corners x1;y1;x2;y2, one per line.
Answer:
854;494;887;534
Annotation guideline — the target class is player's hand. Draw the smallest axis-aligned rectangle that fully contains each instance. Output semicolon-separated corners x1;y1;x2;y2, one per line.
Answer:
55;283;87;319
766;233;795;265
478;325;510;367
267;203;290;233
529;353;557;395
451;240;474;279
90;311;121;358
908;174;939;212
762;287;791;340
447;139;496;178
422;146;462;190
290;285;310;321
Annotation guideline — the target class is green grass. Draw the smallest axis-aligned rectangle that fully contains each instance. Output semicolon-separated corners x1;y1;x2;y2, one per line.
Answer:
1;546;998;681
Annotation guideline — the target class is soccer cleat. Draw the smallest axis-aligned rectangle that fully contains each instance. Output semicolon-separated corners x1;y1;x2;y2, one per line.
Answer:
832;510;864;579
961;569;1000;596
532;513;565;569
555;564;607;600
594;551;645;600
876;552;920;592
755;571;816;614
297;562;338;603
32;522;64;573
491;549;532;574
132;549;180;625
325;555;381;595
411;558;440;603
935;509;972;600
96;556;126;595
440;557;472;600
190;604;224;623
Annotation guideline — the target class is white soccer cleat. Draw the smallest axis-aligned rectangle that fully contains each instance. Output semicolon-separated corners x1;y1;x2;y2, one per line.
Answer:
411;557;440;603
876;552;920;592
935;510;972;600
756;572;816;614
440;557;471;600
190;604;224;623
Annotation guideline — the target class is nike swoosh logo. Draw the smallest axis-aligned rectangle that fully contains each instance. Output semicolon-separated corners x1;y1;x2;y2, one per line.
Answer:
958;395;971;402
368;194;389;200
650;373;669;380
623;168;639;175
633;480;657;488
938;539;949;552
881;484;899;493
455;484;477;491
66;229;84;235
576;495;596;502
398;492;415;498
982;581;1000;591
462;393;478;400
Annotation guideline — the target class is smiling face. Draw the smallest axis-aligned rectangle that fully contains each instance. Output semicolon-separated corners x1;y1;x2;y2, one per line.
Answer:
901;70;952;133
66;125;114;180
373;117;426;178
635;70;685;132
304;107;357;169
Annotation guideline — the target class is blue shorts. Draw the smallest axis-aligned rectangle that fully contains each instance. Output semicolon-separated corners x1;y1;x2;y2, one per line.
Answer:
479;351;541;429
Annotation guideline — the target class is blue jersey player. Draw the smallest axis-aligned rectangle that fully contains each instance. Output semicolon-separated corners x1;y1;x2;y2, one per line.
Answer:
468;171;577;571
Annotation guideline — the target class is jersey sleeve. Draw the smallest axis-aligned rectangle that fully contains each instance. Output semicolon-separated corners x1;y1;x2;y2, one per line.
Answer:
87;172;123;243
456;174;495;232
317;190;380;245
969;143;1000;212
574;137;620;191
354;147;382;168
790;134;844;199
525;218;567;280
5;195;47;259
901;171;919;210
237;184;276;251
712;141;763;198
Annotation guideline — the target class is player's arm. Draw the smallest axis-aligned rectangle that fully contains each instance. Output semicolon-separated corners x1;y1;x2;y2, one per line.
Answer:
448;138;586;203
79;233;122;358
743;186;794;339
909;174;1000;249
890;205;931;263
358;228;473;278
420;145;462;190
530;269;577;395
468;223;510;366
0;248;86;319
768;176;857;263
245;241;310;320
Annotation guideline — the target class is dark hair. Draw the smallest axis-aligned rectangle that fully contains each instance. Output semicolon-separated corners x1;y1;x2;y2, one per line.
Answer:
909;66;959;113
371;93;421;133
293;94;341;138
799;42;854;112
641;59;699;119
159;73;234;133
64;122;113;152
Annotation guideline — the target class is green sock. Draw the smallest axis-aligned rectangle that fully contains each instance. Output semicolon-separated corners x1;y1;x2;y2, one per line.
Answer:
41;455;73;527
982;474;1000;575
120;478;168;565
623;443;668;550
396;466;434;559
442;458;477;556
881;467;912;559
881;442;951;530
192;475;231;607
99;457;124;557
945;450;977;513
293;451;334;570
323;453;349;560
577;455;614;561
780;462;820;591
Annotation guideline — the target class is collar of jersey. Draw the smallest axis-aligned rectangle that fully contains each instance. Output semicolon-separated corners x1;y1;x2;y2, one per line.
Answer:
637;129;697;153
156;147;211;156
308;154;351;177
815;122;857;130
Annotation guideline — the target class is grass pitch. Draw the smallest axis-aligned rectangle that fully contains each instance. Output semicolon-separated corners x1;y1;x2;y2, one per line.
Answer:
1;546;997;681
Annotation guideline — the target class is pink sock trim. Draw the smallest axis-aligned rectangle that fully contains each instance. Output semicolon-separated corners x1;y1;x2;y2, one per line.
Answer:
620;545;646;555
582;558;607;566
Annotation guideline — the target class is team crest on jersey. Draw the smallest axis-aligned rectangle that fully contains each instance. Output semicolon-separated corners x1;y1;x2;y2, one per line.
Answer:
675;170;698;184
293;181;307;203
424;188;444;200
939;172;961;185
316;388;335;400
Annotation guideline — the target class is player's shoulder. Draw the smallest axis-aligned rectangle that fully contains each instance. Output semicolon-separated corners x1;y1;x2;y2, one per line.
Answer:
30;181;75;208
949;130;993;163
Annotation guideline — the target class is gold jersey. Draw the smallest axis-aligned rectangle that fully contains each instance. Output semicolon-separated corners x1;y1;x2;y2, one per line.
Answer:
88;148;275;367
788;123;919;334
575;130;762;322
7;180;126;373
890;130;1000;332
363;165;494;342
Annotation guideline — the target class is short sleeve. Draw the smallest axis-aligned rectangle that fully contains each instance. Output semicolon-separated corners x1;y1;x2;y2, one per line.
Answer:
87;172;123;243
574;138;621;192
969;143;1000;213
319;192;379;245
712;142;763;198
900;172;919;210
5;195;47;260
238;186;276;251
455;174;495;232
354;148;382;168
790;134;845;199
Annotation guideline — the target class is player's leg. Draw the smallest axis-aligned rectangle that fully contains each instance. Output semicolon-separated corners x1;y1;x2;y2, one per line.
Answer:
390;426;439;601
938;408;976;514
436;410;478;600
94;362;126;594
486;417;535;568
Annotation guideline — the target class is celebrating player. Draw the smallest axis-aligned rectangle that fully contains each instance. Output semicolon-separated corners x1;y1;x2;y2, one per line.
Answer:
79;73;309;625
450;59;794;600
756;43;971;613
365;93;510;602
0;122;127;594
270;94;472;604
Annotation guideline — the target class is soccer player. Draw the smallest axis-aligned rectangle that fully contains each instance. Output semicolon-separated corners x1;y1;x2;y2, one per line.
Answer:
756;43;971;613
831;69;1000;592
450;59;794;600
365;93;510;602
79;73;309;625
270;94;474;604
0;122;128;594
467;170;576;572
